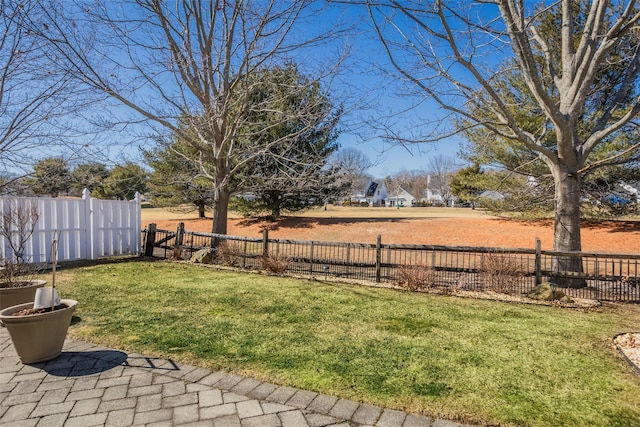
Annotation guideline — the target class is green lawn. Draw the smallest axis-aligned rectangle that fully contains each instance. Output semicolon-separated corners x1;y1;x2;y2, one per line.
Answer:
55;259;640;426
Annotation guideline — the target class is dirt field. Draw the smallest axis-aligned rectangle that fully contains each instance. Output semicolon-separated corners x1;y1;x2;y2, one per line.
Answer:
142;205;640;253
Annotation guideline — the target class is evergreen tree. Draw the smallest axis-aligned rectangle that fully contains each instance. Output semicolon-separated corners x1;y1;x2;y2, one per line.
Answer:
25;157;71;197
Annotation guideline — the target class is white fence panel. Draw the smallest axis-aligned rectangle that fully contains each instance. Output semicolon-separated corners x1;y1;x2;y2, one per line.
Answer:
0;190;140;263
90;193;141;259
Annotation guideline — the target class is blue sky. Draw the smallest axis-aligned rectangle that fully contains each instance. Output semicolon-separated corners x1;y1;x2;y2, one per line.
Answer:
22;2;475;178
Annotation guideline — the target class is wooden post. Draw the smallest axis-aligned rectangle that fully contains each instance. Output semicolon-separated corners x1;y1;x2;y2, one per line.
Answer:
535;238;542;285
375;235;382;283
144;223;157;257
173;222;185;259
262;229;269;259
175;222;185;247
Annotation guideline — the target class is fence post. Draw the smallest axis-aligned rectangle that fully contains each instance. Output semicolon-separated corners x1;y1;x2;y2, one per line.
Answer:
375;235;382;283
144;223;157;257
535;238;542;285
309;242;314;273
262;229;269;259
242;240;248;268
173;222;185;258
175;222;185;247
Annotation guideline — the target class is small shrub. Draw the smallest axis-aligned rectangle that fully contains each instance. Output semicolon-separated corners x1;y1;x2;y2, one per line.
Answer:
396;264;435;291
360;201;369;207
261;253;289;274
479;252;526;294
216;241;245;267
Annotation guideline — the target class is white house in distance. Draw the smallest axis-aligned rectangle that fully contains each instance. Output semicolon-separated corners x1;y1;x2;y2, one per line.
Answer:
349;181;388;205
386;186;416;207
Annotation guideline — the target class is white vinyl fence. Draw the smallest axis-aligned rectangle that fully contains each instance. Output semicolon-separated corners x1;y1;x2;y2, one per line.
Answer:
0;189;141;263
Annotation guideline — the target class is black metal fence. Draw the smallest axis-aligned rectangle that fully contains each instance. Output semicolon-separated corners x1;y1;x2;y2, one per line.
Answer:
142;223;640;303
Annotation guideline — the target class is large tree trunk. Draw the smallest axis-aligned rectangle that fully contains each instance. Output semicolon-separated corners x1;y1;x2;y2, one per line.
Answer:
211;186;230;235
198;203;206;218
551;165;585;288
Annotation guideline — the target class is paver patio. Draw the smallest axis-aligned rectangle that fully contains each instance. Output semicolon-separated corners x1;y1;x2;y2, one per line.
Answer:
0;328;472;426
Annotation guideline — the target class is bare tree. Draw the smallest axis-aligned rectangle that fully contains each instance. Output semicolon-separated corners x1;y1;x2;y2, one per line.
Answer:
426;155;456;206
367;1;640;282
388;169;431;203
330;147;373;201
30;0;347;235
0;0;74;186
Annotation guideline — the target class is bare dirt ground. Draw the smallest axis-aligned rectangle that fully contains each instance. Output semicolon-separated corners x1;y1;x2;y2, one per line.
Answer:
142;205;640;253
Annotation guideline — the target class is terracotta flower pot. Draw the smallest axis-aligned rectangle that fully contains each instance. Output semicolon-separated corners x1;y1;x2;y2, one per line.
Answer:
0;299;78;364
0;280;47;311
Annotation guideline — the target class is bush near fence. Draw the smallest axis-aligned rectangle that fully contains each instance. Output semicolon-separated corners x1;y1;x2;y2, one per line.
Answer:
142;223;640;303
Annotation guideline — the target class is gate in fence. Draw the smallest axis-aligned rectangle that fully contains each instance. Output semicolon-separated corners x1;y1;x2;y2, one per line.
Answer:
143;223;640;303
1;189;141;263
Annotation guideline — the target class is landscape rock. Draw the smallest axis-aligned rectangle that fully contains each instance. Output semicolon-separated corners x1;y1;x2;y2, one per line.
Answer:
527;282;573;303
190;248;216;264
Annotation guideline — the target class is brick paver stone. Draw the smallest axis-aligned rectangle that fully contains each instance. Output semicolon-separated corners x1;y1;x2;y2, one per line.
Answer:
351;403;382;425
30;400;75;418
200;402;237;420
66;388;104;402
376;409;407;427
213;414;241;427
197;371;227;387
328;398;359;420
163;392;198;408
105;408;135;426
306;394;339;414
241;413;282;427
97;396;137;413
137;393;163;411
286;389;318;409
132;408;173;424
127;384;162;397
63;412;108;427
102;384;128;401
223;391;250;403
173;403;200;424
247;383;279;400
230;378;262;395
304;412;339;427
279;409;311;427
182;367;212;383
404;414;433;426
162;380;186;397
199;389;224;407
214;374;245;390
236;399;264;419
36;413;67;427
69;397;101;416
260;402;295;415
0;402;38;423
266;386;297;404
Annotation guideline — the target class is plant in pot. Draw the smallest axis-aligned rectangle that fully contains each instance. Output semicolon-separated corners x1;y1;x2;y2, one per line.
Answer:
0;198;46;311
0;239;78;364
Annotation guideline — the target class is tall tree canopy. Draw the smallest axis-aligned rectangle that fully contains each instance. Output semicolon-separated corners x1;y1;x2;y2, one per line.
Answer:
144;135;214;218
234;63;342;219
29;0;346;236
92;163;147;200
25;157;71;197
0;0;75;184
368;0;640;282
